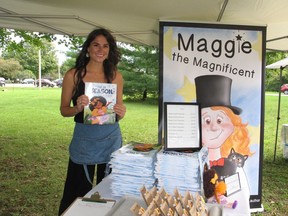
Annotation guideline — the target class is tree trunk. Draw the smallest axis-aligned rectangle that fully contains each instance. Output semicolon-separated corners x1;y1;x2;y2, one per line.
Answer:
142;89;147;101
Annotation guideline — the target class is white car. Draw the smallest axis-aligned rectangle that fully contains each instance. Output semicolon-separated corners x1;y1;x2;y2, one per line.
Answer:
35;79;56;87
0;77;5;87
21;78;35;84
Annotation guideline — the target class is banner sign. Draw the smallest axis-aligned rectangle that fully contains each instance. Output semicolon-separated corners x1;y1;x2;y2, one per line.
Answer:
159;21;266;210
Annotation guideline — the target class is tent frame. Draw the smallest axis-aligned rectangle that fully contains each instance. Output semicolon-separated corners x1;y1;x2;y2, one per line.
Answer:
274;65;287;161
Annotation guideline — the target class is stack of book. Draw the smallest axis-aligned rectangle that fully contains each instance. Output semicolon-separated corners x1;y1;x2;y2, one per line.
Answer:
154;147;208;195
108;143;159;198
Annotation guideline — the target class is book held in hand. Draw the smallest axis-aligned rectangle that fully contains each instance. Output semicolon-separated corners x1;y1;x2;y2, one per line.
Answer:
84;82;117;125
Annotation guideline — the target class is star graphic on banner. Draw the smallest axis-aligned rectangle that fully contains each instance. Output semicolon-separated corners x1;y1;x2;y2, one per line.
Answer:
176;76;196;102
164;27;178;59
236;34;243;41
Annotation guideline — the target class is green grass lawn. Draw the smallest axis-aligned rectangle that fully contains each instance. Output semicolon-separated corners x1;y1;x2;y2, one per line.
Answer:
0;87;287;215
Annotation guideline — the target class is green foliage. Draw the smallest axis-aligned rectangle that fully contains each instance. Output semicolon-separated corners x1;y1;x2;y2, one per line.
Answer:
60;50;79;74
0;88;287;216
0;88;158;215
0;28;85;80
57;34;85;50
0;29;56;52
15;69;36;81
0;28;85;53
0;28;11;48
118;43;159;100
266;51;287;66
253;94;288;215
122;70;158;100
1;29;288;98
2;40;58;78
266;52;288;91
0;58;23;81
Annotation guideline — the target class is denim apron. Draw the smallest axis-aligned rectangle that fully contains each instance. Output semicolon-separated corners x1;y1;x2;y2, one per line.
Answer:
69;122;122;183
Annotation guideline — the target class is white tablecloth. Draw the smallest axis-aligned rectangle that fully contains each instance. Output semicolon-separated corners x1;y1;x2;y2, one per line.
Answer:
84;174;251;216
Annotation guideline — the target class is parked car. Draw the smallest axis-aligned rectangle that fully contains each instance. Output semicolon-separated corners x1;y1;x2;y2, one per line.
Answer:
0;77;5;87
281;84;288;95
53;78;63;87
35;79;56;87
21;78;35;84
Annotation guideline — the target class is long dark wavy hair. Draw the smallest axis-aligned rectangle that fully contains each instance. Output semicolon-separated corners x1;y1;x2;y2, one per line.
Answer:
73;28;120;91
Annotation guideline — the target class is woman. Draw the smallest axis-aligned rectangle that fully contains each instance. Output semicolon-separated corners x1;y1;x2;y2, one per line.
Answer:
58;28;126;215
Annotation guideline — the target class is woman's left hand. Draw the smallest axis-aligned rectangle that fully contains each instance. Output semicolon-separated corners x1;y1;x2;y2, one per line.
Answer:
113;104;126;120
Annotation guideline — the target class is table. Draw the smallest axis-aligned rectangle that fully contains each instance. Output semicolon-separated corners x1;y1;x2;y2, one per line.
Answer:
85;175;119;201
83;174;251;216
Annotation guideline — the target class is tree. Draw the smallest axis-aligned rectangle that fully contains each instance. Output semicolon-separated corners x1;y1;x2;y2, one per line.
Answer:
118;43;159;100
0;28;86;80
17;69;36;80
0;29;160;100
0;58;23;81
0;29;55;52
266;52;288;91
61;50;79;74
2;40;58;79
0;29;83;53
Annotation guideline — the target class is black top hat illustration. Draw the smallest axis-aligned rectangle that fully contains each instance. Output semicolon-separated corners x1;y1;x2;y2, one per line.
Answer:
195;75;242;115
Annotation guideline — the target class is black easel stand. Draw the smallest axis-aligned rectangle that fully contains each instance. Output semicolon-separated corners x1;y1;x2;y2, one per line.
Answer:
273;65;286;162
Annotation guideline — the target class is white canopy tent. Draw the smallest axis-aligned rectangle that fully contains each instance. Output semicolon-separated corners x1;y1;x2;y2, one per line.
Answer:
1;1;283;210
266;58;288;161
266;58;288;69
1;0;288;51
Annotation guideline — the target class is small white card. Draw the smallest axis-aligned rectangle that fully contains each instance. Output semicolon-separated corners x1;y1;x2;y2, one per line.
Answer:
224;172;241;196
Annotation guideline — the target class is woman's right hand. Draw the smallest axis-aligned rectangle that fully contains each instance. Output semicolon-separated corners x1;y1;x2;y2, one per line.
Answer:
75;95;89;114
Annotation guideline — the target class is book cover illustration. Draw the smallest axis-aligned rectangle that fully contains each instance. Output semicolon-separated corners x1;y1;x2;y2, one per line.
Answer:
84;82;117;125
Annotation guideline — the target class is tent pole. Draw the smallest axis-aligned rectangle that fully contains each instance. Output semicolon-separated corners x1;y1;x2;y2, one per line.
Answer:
217;0;229;21
274;66;284;162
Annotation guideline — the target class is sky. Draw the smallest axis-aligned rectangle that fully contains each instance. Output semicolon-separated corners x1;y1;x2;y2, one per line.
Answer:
0;33;69;65
53;34;69;65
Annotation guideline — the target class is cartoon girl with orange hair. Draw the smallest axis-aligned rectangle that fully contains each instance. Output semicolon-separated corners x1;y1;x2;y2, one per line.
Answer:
195;75;253;177
202;106;253;161
196;75;253;210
